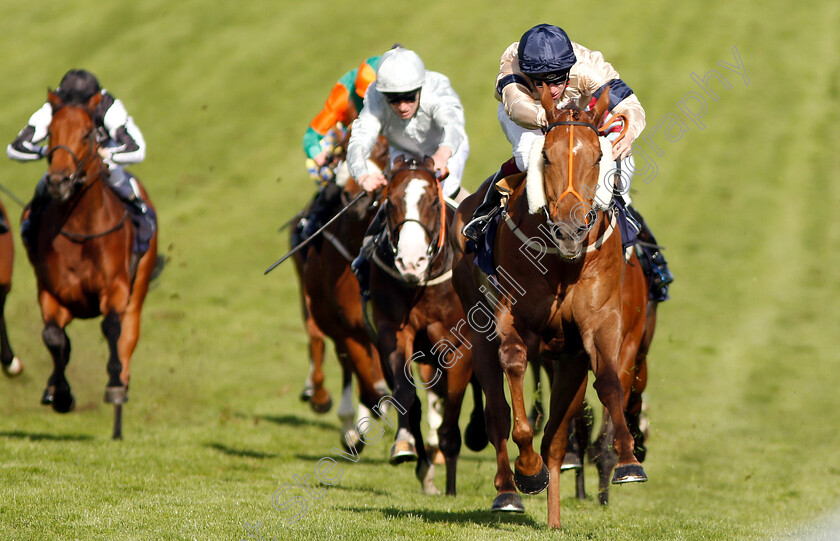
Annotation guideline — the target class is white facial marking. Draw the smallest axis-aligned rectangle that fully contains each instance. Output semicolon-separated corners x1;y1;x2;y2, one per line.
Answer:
395;177;431;279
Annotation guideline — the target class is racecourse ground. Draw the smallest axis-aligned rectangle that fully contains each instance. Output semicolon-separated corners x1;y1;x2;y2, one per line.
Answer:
1;1;839;540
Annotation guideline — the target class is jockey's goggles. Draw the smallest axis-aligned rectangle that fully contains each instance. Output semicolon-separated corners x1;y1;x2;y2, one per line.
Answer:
531;70;570;86
384;90;419;104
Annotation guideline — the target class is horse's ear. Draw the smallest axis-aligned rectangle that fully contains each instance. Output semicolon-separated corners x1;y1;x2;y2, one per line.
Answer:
47;89;62;109
424;156;435;170
592;86;611;126
539;83;554;118
394;155;407;169
86;91;102;113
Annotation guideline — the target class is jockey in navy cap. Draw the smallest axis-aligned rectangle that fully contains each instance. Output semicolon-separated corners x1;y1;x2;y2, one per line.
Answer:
462;24;673;301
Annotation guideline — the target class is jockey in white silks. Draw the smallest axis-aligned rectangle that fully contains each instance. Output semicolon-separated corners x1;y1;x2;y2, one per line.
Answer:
346;47;470;297
7;69;155;257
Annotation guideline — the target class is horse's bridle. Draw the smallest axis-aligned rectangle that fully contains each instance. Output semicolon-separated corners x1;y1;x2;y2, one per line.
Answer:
540;113;628;242
45;115;98;190
381;161;448;275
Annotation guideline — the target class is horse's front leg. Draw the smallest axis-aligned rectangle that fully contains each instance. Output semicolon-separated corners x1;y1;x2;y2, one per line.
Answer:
471;332;521;512
39;292;75;413
498;321;548;495
378;324;420;465
540;353;588;529
588;323;646;484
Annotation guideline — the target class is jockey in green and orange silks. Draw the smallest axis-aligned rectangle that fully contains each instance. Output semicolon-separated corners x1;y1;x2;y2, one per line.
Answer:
302;56;381;184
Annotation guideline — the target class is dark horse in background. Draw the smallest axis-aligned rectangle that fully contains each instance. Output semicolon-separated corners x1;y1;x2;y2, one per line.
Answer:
451;87;648;527
26;90;159;439
0;200;23;377
290;134;392;451
367;156;487;495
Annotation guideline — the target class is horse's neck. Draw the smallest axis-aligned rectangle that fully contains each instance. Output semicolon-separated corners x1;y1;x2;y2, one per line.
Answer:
63;172;122;229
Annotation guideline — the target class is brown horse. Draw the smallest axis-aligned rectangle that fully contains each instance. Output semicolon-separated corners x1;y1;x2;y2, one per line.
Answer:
451;87;646;527
586;245;657;504
291;135;392;450
27;90;158;439
367;156;486;495
0;200;22;377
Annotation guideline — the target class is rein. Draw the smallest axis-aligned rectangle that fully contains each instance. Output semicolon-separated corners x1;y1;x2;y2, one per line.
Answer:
377;160;452;285
47;108;129;242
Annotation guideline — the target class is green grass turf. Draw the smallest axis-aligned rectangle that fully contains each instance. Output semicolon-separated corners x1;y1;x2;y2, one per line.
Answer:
1;0;839;539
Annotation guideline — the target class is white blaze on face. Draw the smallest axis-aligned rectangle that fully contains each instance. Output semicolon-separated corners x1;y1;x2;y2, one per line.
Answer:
394;177;431;280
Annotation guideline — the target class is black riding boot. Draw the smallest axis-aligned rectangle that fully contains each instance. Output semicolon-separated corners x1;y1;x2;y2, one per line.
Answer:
301;182;343;241
351;206;387;300
461;170;504;244
626;205;673;302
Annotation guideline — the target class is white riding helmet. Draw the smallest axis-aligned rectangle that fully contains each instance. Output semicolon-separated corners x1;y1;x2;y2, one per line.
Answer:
375;48;425;93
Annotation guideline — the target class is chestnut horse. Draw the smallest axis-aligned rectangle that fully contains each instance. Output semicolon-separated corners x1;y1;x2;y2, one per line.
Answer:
451;87;646;527
0;200;22;377
367;156;486;495
290;135;391;450
27;90;158;439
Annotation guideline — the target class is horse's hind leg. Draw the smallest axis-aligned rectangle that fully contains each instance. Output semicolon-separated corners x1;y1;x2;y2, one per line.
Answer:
302;306;331;413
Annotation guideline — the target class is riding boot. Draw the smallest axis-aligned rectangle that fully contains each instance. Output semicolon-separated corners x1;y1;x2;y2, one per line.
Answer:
301;182;342;241
126;195;156;255
461;171;504;244
106;168;156;255
351;206;387;300
626;205;674;302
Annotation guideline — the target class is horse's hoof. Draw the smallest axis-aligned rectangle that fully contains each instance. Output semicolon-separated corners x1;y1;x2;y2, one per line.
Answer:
299;386;313;402
612;463;647;484
491;492;525;513
41;386;54;405
104;386;129;405
416;460;440;495
561;450;582;471
464;418;489;452
514;463;550;494
389;440;418;465
598;491;609;506
341;431;366;455
51;391;75;413
2;357;23;377
309;396;332;414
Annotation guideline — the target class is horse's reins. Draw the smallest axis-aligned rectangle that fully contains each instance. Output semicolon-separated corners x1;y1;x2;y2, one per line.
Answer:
531;112;629;252
46;114;130;242
377;161;452;285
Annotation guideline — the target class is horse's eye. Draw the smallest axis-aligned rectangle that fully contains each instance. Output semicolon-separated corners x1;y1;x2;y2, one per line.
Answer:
594;152;603;166
542;150;550;165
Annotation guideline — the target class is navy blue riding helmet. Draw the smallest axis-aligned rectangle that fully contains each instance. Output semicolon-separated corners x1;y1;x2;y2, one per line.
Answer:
56;69;101;105
518;24;577;83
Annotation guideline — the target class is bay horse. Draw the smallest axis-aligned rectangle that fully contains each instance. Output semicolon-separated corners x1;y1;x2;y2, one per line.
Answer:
367;156;487;495
451;86;646;527
27;90;158;439
0;200;23;377
290;135;392;451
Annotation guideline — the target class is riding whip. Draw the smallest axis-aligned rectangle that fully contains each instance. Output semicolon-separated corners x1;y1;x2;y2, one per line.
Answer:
264;191;366;275
0;183;26;207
